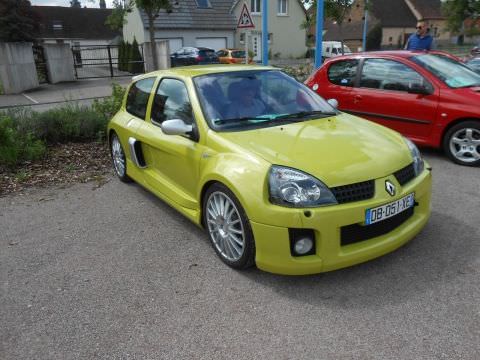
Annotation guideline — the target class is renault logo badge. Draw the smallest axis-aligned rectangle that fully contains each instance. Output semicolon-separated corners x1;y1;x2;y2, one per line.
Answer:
385;180;396;197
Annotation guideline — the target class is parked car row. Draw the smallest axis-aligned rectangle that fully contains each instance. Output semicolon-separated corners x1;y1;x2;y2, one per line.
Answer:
171;47;252;67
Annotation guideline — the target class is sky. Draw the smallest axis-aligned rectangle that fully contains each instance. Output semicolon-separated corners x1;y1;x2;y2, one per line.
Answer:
31;0;115;8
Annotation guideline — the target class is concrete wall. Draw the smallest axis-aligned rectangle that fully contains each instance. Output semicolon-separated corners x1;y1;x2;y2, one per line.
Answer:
0;42;39;94
143;40;170;73
233;0;307;60
43;44;75;84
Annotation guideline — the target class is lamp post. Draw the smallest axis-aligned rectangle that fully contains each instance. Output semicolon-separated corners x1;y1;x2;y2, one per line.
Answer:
315;0;324;69
362;0;369;51
262;0;268;65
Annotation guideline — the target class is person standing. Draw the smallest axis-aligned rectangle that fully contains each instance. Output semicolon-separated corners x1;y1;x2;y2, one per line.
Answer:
405;22;434;51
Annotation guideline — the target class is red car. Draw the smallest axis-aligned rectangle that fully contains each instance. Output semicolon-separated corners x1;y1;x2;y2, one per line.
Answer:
306;51;480;166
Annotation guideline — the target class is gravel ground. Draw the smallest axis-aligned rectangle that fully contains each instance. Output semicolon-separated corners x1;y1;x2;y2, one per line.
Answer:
0;149;479;360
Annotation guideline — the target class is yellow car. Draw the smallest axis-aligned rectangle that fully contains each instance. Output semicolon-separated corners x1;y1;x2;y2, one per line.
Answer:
108;65;432;275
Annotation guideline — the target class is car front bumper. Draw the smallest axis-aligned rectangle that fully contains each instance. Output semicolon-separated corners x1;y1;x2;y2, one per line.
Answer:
251;167;432;275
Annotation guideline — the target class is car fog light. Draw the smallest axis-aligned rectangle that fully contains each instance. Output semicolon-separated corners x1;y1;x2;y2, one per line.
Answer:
294;237;314;255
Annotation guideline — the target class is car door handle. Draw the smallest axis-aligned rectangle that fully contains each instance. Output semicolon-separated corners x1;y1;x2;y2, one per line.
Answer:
353;95;362;104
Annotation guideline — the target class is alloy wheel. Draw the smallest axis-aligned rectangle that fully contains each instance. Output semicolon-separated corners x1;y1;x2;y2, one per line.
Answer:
205;191;245;262
111;134;126;177
449;128;480;163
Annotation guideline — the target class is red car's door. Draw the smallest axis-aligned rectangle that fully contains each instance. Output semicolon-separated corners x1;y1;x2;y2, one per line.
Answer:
314;59;359;111
348;58;439;143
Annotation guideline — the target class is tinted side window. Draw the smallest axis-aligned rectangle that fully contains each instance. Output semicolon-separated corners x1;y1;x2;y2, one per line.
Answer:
151;78;194;125
126;77;155;119
327;60;358;87
360;58;426;91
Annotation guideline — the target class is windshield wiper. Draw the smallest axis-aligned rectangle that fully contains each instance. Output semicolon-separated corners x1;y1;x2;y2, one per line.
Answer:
273;110;337;120
214;116;273;125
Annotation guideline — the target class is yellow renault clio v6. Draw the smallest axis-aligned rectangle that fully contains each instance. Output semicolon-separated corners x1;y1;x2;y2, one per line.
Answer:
108;65;432;275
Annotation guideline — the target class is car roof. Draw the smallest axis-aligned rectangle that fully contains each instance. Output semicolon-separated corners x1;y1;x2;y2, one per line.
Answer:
322;50;459;62
134;64;277;80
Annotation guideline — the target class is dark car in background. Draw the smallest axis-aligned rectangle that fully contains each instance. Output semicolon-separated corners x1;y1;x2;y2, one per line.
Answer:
170;47;219;67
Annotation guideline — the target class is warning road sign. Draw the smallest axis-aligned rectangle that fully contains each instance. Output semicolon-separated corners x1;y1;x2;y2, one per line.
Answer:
237;3;255;29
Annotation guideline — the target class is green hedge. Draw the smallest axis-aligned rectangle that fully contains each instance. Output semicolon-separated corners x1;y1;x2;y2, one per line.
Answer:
0;83;126;170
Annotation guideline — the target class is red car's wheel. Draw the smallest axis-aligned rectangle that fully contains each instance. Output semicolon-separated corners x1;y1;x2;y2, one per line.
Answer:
443;121;480;166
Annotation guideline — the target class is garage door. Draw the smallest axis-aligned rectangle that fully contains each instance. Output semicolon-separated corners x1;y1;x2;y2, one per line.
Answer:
195;37;227;51
157;38;183;54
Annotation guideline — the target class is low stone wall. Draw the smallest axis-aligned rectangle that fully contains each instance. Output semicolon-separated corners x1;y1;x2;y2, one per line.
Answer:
0;42;39;94
143;41;170;72
43;44;75;84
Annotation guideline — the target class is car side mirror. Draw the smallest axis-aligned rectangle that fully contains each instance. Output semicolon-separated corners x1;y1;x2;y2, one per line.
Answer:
327;98;339;109
408;83;432;95
161;119;193;136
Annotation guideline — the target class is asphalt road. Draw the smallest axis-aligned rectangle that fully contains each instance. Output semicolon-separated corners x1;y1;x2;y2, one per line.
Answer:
1;150;479;359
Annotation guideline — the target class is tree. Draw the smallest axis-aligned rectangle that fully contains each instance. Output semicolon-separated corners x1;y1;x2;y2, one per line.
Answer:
99;0;107;8
129;37;144;73
135;0;172;70
366;23;382;51
442;0;480;43
301;0;355;55
70;0;82;8
106;0;132;30
0;0;37;42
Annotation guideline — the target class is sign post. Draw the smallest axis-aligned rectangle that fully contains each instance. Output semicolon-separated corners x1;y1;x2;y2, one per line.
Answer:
237;3;255;64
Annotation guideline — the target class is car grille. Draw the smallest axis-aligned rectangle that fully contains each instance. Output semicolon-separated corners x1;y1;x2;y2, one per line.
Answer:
340;207;415;246
331;180;375;204
394;163;415;186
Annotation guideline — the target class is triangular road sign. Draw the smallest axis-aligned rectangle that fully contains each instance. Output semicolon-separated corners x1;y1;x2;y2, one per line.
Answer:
237;3;255;29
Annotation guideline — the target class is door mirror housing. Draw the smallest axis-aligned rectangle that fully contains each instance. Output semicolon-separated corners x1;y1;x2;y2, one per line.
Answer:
408;83;432;95
327;98;339;109
161;119;193;136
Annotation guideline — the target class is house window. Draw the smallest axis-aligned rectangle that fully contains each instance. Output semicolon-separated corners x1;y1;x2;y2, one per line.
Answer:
195;0;211;8
251;0;261;14
52;20;63;31
277;0;288;15
268;33;273;44
240;33;245;44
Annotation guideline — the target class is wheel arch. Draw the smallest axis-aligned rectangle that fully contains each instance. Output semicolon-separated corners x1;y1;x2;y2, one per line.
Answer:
441;117;480;144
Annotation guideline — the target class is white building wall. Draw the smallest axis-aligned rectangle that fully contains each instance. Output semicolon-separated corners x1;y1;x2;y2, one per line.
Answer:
154;29;235;52
123;5;146;43
233;0;307;59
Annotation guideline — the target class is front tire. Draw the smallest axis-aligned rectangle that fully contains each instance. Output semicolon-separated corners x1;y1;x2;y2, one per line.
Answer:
443;121;480;166
203;183;255;270
110;132;132;182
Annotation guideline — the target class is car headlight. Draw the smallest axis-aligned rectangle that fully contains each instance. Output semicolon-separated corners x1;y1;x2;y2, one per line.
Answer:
268;166;338;208
404;137;424;176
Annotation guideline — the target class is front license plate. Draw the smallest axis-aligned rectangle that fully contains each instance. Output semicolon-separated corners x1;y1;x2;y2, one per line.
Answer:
365;193;415;225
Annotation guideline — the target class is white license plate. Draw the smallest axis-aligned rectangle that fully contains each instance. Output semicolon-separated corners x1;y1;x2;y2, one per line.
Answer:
365;193;415;225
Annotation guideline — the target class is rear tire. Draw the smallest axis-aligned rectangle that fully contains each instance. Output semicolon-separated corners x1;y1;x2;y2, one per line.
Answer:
110;132;132;182
202;183;255;270
443;121;480;166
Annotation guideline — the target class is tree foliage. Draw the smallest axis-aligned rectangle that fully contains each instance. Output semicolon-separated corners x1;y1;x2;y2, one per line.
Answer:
106;0;132;31
301;0;355;54
70;0;82;8
0;0;37;42
442;0;480;35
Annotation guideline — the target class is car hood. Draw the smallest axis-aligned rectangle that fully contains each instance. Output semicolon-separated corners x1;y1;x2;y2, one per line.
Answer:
219;113;413;187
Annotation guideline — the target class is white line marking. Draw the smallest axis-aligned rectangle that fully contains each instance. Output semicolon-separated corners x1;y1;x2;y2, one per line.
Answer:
22;93;39;104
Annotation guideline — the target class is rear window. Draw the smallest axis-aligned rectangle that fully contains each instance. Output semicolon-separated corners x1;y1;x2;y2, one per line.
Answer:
126;77;156;119
199;50;215;57
327;60;358;87
231;51;246;58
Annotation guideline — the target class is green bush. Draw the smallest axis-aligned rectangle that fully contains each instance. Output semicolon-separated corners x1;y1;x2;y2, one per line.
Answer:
130;38;144;74
0;115;46;169
92;83;126;121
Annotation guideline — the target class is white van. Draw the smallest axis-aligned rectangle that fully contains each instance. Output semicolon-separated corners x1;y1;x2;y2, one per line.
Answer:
322;41;352;59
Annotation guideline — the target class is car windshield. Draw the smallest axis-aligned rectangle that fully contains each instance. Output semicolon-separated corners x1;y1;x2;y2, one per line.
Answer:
193;70;337;131
411;54;480;88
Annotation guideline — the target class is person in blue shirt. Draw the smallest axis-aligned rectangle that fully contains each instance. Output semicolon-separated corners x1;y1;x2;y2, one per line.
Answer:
405;22;435;51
